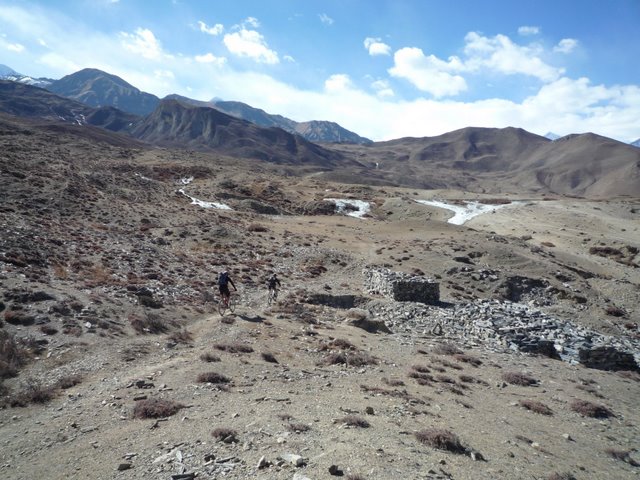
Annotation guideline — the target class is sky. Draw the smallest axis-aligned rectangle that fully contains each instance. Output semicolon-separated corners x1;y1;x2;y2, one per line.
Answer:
0;0;639;142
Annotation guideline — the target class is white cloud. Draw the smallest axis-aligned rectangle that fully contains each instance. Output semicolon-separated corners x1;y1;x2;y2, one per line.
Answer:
464;32;563;82
223;28;279;64
371;79;394;98
6;42;25;52
0;4;638;144
283;54;295;63
243;17;260;28
120;28;165;60
319;13;334;25
198;21;223;36
554;38;578;54
389;47;467;97
364;37;391;56
194;52;226;66
518;26;540;36
38;38;48;47
325;74;352;92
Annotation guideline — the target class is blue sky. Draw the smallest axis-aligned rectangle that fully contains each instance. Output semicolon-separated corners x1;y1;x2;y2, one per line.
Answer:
1;0;639;142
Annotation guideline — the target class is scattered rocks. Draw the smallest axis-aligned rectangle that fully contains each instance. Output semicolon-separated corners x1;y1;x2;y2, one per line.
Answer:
363;266;440;304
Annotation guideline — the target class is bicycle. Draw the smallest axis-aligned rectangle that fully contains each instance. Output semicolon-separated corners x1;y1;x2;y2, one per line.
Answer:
218;292;236;316
267;287;278;306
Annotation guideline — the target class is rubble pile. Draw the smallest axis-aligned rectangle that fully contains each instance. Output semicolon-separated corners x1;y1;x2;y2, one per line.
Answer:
364;298;640;370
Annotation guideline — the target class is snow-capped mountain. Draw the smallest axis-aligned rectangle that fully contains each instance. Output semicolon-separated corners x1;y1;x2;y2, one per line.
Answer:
544;132;561;141
0;64;54;88
631;138;640;148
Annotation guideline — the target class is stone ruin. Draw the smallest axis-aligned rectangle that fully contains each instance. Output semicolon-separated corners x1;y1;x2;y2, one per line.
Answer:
363;267;440;305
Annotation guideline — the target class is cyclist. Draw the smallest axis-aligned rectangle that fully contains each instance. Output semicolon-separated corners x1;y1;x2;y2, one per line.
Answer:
267;273;281;301
218;269;237;307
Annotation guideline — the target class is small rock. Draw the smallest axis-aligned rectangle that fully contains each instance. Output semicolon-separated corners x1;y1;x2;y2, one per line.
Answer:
257;455;270;469
328;464;344;476
117;463;132;471
562;433;573;441
280;453;305;467
365;406;374;415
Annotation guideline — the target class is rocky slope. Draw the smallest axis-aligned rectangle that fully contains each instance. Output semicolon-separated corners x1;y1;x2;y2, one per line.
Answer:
1;112;639;479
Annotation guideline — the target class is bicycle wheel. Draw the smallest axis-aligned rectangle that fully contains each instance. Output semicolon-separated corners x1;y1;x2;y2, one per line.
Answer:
228;294;236;313
217;298;227;316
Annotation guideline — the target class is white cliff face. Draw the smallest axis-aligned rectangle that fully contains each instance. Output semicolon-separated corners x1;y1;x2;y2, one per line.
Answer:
324;198;371;218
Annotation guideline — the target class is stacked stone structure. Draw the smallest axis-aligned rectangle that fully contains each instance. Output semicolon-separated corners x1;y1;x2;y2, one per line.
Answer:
363;267;440;305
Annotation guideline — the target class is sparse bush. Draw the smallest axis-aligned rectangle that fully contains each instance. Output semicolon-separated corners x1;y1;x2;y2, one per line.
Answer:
39;325;59;336
325;338;356;350
519;399;553;415
318;351;377;367
57;375;82;390
214;342;254;354
433;343;463;355
570;399;613;418
200;353;221;363
129;313;168;334
502;372;538;386
197;372;231;384
261;352;278;363
453;353;482;367
605;305;626;317
133;398;185;419
415;428;465;453
211;427;238;443
337;415;370;428
9;377;57;407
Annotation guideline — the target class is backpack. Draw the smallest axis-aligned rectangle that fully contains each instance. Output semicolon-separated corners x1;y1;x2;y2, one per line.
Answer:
218;272;229;286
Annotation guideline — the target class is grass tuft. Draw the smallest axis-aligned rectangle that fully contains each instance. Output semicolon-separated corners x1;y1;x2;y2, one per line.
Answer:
502;371;538;386
570;399;613;418
337;415;370;428
133;398;185;419
197;372;231;384
519;399;553;415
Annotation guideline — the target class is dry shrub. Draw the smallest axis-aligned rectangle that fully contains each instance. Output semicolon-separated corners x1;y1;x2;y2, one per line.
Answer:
212;427;238;443
286;422;311;433
382;377;405;387
409;371;435;384
319;351;377;367
57;375;82;390
39;325;59;336
337;415;370;428
436;374;456;384
214;342;254;354
605;305;626;317
129;313;168;334
247;223;268;232
197;372;231;384
415;428;465;453
133;398;185;419
168;329;193;345
8;377;57;407
261;352;278;363
547;473;577;480
0;331;31;379
324;338;356;350
604;448;640;467
433;343;463;355
502;371;538;386
411;364;431;373
519;399;553;416
617;370;640;382
453;353;482;367
570;399;613;418
458;374;488;386
433;358;463;370
200;353;221;363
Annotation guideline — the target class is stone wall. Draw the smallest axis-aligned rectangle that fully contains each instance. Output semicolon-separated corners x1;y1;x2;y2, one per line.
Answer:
363;267;440;305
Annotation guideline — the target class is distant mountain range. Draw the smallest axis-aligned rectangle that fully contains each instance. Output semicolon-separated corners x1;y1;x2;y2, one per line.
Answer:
631;138;640;148
1;74;639;198
544;132;561;141
0;64;54;88
5;66;370;144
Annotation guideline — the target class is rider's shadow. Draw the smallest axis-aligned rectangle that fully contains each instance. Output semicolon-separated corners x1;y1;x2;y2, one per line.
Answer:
238;314;265;323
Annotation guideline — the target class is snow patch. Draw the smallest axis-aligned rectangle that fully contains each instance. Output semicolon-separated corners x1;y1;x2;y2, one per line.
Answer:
179;176;194;185
324;198;371;218
178;189;232;210
416;199;519;225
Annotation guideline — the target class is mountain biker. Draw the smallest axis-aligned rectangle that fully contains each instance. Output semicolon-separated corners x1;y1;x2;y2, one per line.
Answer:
267;273;281;298
218;269;237;305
